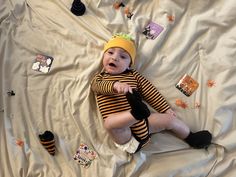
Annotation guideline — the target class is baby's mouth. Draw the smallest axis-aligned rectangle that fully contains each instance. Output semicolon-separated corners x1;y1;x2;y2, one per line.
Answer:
109;63;116;67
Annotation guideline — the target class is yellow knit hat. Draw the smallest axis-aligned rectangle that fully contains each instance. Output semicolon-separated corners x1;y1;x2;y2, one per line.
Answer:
103;34;136;65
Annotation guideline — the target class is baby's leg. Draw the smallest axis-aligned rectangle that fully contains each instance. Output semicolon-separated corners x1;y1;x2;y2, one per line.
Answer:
148;112;190;139
148;113;212;148
104;111;138;144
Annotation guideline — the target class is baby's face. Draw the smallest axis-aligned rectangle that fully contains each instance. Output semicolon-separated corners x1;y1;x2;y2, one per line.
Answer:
103;47;131;75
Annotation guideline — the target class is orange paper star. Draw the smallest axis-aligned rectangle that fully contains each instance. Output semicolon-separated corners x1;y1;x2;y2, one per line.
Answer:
167;15;175;22
207;80;216;87
175;99;188;109
16;139;24;147
194;102;201;109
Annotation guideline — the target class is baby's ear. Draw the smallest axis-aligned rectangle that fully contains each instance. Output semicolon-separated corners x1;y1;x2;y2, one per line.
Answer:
129;60;132;67
129;62;132;67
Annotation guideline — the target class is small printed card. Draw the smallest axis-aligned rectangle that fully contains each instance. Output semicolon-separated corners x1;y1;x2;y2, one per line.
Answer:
176;74;199;97
142;22;164;40
73;143;97;168
32;54;54;73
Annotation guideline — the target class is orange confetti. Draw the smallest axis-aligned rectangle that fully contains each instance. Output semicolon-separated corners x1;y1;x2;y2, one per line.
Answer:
113;2;125;9
167;15;175;22
124;7;130;14
175;99;188;109
16;139;24;147
207;80;216;87
194;102;201;109
124;7;133;19
113;2;120;9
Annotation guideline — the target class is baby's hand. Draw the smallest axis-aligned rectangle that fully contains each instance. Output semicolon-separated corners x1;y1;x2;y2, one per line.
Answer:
113;82;133;94
165;108;177;118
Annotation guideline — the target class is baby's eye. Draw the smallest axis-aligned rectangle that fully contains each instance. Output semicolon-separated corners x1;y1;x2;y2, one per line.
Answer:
107;50;113;55
120;55;127;59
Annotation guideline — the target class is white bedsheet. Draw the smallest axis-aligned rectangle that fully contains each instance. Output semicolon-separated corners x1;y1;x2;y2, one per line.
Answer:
1;0;236;176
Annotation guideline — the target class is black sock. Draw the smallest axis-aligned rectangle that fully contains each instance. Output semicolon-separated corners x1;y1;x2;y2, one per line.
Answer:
39;131;56;156
71;0;86;16
126;90;150;120
185;130;212;149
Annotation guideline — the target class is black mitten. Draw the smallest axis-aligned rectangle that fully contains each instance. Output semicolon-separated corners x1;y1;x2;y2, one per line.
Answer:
185;130;212;149
126;90;150;120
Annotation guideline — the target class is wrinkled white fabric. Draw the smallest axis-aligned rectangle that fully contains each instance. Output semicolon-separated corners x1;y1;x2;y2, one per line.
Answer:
1;0;236;176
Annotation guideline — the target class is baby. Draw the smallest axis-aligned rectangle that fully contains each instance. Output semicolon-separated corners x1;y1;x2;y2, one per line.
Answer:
91;34;212;153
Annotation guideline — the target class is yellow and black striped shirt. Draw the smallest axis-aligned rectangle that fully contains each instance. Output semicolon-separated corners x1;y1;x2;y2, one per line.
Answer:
91;69;170;147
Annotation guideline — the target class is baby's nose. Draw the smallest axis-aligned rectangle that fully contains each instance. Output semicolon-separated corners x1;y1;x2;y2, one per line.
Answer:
111;56;118;61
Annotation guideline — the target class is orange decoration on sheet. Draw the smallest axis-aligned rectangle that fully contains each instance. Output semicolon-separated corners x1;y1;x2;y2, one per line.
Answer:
194;102;201;109
124;7;133;19
124;7;130;14
175;99;188;109
113;2;125;9
16;139;24;147
113;2;120;9
167;15;175;22
207;80;216;87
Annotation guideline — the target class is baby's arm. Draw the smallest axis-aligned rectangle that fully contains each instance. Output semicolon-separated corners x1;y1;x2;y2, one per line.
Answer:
91;74;116;95
134;71;170;113
91;74;133;95
113;82;133;94
165;108;177;117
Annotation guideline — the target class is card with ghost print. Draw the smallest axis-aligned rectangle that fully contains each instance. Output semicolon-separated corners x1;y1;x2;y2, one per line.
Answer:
32;54;54;73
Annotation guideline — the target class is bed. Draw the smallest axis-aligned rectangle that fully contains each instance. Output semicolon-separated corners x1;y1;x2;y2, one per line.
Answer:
1;0;236;176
